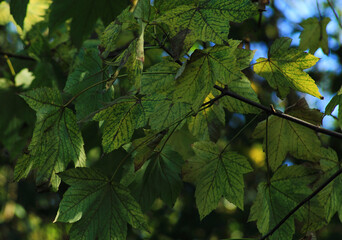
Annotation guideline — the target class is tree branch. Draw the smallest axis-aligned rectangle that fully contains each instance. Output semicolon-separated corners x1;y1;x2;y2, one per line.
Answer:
259;167;342;240
214;85;342;139
0;51;36;61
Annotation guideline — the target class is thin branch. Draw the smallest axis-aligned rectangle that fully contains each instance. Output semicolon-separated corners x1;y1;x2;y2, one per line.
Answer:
328;0;342;29
214;85;342;139
259;167;342;240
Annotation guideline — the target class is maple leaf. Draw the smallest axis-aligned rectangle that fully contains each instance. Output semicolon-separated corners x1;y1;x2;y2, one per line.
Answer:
299;17;330;55
155;0;258;48
183;141;252;219
254;37;323;99
130;146;184;210
16;88;86;190
55;167;148;240
249;165;326;240
253;99;324;171
172;41;252;110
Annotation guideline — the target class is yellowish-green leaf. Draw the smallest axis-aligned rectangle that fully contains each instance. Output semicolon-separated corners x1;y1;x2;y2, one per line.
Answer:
55;167;148;240
299;17;330;55
183;141;252;219
254;37;322;99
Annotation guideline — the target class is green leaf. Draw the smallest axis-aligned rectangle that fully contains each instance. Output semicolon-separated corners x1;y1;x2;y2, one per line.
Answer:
55;167;148;240
254;37;322;99
221;76;260;114
173;42;247;110
183;141;252;219
49;0;130;47
64;47;111;120
317;148;342;222
130;146;183;210
249;165;326;240
253;99;323;171
156;0;258;47
17;88;86;190
299;17;330;55
325;86;342;130
93;97;147;153
9;0;29;28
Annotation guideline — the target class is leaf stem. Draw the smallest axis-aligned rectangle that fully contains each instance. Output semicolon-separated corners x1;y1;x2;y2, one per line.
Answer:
327;0;342;29
259;167;342;240
214;85;342;139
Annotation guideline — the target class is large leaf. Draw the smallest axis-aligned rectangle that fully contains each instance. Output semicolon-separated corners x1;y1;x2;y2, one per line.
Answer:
55;168;148;240
325;86;342;130
249;165;326;240
130;146;183;210
317;148;342;222
253;99;324;171
64;47;111;121
16;88;86;190
299;17;330;55
183;141;252;219
93;97;147;153
156;0;257;48
173;42;249;110
49;0;130;47
254;37;322;99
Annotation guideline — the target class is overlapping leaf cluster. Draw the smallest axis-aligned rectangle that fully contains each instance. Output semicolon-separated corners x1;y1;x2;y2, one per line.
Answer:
4;0;342;239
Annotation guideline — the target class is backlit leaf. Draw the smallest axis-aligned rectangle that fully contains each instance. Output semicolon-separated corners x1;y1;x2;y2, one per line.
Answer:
299;17;330;55
183;141;252;219
254;37;322;99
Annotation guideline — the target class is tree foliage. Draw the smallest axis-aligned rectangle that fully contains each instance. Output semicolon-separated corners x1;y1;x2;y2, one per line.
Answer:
1;0;342;239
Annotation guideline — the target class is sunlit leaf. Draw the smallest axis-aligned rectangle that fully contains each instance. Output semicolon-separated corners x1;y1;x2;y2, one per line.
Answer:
254;37;322;99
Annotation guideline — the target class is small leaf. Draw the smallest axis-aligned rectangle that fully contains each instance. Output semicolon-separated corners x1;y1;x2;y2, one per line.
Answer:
254;37;322;99
183;141;252;219
325;86;342;130
299;17;330;55
55;167;148;240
